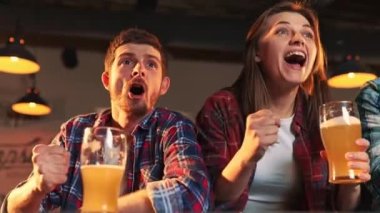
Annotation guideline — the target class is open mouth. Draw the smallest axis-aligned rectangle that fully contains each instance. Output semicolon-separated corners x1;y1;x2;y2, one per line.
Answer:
129;83;145;96
284;51;306;67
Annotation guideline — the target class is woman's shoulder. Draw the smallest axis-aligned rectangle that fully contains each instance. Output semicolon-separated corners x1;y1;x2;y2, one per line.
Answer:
204;89;238;105
199;89;241;119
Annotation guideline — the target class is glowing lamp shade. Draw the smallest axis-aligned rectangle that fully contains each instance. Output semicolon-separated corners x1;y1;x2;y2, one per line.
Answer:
12;88;51;116
328;56;377;89
0;36;40;74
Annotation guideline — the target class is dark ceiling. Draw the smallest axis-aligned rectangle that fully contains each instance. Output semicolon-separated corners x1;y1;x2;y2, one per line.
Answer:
0;0;379;67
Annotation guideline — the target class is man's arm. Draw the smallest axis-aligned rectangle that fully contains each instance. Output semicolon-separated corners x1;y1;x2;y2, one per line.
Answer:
118;190;154;213
6;177;46;213
119;117;210;213
356;80;380;202
336;184;361;211
5;144;69;213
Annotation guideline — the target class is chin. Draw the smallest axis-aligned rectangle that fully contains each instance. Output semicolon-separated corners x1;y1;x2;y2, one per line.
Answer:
132;107;148;117
130;101;149;116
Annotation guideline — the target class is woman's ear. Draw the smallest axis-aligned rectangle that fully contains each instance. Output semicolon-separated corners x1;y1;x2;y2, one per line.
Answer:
101;71;110;90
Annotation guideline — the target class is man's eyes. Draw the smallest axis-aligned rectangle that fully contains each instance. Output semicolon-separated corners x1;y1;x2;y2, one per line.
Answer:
118;57;159;70
146;61;158;69
122;59;134;65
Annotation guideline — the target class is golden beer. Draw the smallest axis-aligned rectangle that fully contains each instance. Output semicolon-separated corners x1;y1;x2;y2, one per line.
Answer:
81;165;124;212
320;116;362;184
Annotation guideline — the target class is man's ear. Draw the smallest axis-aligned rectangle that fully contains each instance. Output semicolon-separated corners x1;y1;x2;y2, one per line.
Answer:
101;71;110;90
159;76;170;95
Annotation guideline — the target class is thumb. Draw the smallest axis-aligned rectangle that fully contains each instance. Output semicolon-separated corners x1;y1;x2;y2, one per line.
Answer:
32;144;48;155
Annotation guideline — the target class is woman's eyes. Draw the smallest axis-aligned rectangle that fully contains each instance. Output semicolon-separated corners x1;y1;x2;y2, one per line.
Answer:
275;27;314;40
302;31;314;39
275;28;289;36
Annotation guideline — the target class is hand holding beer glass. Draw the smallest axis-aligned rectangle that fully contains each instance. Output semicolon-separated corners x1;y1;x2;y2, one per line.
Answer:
319;101;364;184
80;127;127;212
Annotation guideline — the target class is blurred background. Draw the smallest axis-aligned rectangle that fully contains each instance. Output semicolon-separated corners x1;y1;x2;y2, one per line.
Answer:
0;0;379;199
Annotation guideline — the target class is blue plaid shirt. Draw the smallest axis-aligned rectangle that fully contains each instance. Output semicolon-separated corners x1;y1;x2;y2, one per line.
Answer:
356;78;380;205
2;108;210;212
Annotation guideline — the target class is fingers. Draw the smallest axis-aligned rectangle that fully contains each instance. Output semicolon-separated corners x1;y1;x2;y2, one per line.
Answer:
31;144;70;193
33;146;68;166
345;147;371;182
241;109;280;162
346;151;370;170
254;125;279;138
346;152;369;162
355;138;370;151
358;173;371;182
248;109;280;128
246;109;280;143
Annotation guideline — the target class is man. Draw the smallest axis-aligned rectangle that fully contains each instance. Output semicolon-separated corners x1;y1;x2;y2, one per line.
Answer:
2;28;210;212
356;78;380;210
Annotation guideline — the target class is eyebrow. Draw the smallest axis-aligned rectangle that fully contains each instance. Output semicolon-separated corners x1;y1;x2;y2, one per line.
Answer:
276;21;312;29
118;52;161;62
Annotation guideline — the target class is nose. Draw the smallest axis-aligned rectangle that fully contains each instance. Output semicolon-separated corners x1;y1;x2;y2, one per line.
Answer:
131;63;145;77
289;32;305;46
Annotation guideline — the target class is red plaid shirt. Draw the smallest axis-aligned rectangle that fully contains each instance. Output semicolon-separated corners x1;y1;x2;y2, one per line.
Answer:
2;108;210;212
196;89;335;211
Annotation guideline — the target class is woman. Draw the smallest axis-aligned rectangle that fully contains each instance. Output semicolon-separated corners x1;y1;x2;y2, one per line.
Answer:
196;1;371;211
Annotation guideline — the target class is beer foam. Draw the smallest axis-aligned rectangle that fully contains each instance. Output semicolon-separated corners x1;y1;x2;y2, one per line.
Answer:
81;164;124;170
321;116;360;128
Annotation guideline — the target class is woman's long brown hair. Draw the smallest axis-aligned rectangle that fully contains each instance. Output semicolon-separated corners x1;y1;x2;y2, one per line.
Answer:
229;1;330;130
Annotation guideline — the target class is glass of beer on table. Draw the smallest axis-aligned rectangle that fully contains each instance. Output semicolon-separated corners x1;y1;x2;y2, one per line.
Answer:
80;126;127;212
319;101;363;184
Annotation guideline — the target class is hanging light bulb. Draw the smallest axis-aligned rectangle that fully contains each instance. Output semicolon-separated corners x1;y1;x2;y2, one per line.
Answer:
328;54;377;89
0;35;40;74
11;74;51;116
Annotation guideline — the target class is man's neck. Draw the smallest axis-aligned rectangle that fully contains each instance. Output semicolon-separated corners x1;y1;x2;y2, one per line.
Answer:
111;107;147;135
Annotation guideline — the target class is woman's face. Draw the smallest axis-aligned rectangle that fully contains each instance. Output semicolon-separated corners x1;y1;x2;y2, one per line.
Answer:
256;12;317;88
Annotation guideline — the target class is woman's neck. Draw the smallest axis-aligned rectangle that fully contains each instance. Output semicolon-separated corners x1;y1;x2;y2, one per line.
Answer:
268;86;299;119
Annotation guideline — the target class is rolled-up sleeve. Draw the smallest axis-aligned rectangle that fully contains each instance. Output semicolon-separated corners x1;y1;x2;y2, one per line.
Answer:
146;120;210;213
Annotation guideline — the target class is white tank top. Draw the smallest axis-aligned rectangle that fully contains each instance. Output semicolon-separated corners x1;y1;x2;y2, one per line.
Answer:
244;115;297;212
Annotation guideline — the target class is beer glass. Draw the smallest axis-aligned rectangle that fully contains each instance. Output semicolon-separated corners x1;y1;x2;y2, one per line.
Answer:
80;126;127;212
319;101;363;184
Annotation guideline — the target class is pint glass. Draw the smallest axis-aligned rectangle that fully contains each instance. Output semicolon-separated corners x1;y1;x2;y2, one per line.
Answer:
319;101;363;184
80;126;127;212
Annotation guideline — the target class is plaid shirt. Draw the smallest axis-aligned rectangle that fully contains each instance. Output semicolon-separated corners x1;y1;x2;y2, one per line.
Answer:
2;108;210;213
196;89;334;211
356;78;380;204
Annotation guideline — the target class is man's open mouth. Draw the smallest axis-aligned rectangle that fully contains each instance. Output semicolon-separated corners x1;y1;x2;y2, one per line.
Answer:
129;83;145;96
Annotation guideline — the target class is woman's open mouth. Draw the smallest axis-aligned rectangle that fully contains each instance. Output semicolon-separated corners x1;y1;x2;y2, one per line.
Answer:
284;50;306;67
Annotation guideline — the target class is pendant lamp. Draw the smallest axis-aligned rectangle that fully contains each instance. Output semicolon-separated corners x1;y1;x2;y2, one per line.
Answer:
11;74;51;116
328;54;377;89
0;35;40;74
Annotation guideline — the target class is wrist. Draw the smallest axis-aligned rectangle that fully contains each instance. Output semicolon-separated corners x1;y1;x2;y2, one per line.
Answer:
235;149;257;169
30;174;49;196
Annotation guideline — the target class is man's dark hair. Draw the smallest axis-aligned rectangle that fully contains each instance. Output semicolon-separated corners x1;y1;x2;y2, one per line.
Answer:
104;28;167;76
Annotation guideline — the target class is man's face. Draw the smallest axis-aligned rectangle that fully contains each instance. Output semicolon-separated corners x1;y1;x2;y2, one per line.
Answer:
102;43;170;117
